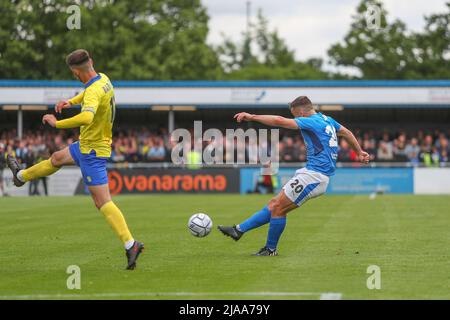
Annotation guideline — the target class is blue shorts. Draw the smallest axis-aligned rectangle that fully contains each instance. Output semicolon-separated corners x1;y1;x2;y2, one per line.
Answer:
69;141;109;186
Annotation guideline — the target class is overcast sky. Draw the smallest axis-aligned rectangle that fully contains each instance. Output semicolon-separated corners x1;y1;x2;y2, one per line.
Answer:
204;0;448;64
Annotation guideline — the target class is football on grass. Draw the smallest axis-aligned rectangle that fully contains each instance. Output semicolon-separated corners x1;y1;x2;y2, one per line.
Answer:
188;213;213;237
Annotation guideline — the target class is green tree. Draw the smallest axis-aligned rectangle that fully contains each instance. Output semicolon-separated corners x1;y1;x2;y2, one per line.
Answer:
328;0;450;79
0;0;222;80
413;2;450;79
217;9;329;80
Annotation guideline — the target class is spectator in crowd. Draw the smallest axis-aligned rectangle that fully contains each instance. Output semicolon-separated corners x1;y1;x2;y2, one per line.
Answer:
418;134;440;166
362;138;376;162
405;137;421;164
418;135;438;167
422;134;434;154
338;139;352;162
435;133;446;149
147;137;166;162
280;137;300;162
111;147;126;163
438;140;449;163
1;127;450;167
124;131;139;162
377;133;394;161
393;133;408;161
420;146;440;167
435;133;449;163
186;144;202;169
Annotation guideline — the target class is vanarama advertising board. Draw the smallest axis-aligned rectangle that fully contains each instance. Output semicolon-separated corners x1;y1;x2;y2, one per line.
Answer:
75;168;240;194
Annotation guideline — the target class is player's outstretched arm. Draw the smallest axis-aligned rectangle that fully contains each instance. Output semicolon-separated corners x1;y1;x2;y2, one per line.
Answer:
55;91;84;113
55;100;71;113
42;111;94;129
234;112;298;130
55;92;84;113
337;125;370;164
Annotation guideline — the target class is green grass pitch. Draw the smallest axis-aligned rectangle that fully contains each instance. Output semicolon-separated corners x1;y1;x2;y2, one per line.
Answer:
0;194;449;300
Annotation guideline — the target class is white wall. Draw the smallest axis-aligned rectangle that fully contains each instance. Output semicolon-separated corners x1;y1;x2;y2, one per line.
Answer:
414;168;450;194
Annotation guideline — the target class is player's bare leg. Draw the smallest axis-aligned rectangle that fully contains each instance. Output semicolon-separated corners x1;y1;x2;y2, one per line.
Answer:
268;190;298;218
89;184;144;270
254;191;296;256
7;147;74;187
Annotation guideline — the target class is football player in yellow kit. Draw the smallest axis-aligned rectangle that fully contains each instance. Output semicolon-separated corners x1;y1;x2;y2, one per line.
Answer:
6;49;144;270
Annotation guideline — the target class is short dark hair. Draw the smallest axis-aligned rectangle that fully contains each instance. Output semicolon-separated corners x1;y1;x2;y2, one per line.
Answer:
66;49;91;67
289;96;313;110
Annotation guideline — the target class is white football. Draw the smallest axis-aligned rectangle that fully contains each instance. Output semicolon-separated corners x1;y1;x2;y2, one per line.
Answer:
188;213;213;237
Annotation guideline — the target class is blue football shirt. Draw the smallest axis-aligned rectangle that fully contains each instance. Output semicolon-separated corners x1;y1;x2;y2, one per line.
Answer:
294;112;341;176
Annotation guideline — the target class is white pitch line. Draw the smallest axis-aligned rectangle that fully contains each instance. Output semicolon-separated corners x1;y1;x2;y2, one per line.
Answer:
0;292;342;300
320;293;343;300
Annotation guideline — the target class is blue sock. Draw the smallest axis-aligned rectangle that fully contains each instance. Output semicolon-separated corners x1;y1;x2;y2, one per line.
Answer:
265;217;287;250
238;206;272;233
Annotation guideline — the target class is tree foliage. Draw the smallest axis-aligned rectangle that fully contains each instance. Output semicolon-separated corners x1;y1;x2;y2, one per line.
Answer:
413;2;450;79
0;0;448;80
328;0;450;79
0;0;222;80
216;10;330;80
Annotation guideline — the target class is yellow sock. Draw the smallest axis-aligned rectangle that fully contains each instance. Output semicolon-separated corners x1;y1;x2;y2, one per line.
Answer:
20;159;60;182
100;201;134;245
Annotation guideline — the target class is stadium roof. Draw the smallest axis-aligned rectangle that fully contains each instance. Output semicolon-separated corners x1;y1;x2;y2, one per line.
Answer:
1;80;449;108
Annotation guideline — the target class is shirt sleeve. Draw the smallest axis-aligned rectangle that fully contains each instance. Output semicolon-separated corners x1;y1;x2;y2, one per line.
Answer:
294;117;314;130
55;112;94;129
81;88;101;115
68;92;84;105
329;117;342;131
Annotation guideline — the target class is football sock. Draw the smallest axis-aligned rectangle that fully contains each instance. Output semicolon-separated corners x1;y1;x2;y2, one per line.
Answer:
265;216;287;250
19;159;60;182
124;239;135;250
17;171;25;182
237;206;272;232
99;201;134;247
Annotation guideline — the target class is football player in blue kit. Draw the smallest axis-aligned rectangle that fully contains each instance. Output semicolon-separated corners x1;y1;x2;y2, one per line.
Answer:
218;96;370;256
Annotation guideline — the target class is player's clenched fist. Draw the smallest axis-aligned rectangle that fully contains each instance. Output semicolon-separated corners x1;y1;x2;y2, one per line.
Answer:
358;151;370;164
55;100;71;113
42;114;57;127
234;112;254;122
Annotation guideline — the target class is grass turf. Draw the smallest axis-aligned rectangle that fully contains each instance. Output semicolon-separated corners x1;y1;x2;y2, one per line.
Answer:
0;194;449;299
